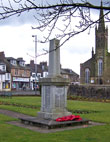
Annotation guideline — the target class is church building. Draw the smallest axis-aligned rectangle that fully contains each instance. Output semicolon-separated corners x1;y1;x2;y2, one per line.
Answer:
80;2;110;85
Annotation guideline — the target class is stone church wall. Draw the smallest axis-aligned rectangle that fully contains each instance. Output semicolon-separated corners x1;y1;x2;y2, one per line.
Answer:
68;85;110;100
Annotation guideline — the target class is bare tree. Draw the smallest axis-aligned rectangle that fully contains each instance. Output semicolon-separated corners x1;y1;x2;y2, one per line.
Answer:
0;0;110;48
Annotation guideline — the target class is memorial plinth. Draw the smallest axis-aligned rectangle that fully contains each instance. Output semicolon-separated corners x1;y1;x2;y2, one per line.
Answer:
38;76;71;120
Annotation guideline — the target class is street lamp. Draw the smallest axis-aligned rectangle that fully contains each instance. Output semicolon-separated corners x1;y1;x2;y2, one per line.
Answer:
32;35;37;93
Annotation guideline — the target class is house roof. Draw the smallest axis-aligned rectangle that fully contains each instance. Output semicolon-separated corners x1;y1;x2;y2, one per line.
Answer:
61;68;79;77
6;57;16;61
17;58;25;62
0;57;30;71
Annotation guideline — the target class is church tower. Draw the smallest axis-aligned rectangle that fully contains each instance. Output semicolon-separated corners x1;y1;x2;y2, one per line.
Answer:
95;1;108;84
80;1;110;85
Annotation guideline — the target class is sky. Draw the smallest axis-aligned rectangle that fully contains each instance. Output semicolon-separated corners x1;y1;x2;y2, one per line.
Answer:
0;0;109;75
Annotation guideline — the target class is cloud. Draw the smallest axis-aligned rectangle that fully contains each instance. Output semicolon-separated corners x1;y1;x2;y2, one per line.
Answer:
60;28;95;74
0;24;49;63
62;28;95;54
0;0;109;75
0;0;41;26
0;10;37;26
0;0;103;26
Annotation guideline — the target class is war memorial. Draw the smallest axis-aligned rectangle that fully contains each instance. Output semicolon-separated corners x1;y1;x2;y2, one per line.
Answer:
19;38;88;129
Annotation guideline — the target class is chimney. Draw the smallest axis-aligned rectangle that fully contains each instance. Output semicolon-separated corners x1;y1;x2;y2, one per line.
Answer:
30;60;34;65
0;52;5;59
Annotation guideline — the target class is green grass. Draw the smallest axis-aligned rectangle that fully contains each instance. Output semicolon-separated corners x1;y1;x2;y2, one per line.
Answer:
0;96;41;116
0;96;41;107
0;96;110;142
68;100;110;123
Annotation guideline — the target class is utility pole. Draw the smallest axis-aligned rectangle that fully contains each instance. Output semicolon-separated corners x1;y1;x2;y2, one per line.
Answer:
32;35;37;94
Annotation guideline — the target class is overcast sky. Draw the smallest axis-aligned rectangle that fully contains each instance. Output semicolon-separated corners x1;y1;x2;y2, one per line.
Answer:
0;0;109;75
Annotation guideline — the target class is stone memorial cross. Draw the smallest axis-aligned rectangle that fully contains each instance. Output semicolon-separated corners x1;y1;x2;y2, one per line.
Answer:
38;38;71;120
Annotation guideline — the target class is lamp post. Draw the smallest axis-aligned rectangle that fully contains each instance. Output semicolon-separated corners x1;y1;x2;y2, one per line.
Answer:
32;35;37;94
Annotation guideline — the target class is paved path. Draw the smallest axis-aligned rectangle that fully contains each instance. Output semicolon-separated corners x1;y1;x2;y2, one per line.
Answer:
0;109;105;133
0;109;30;119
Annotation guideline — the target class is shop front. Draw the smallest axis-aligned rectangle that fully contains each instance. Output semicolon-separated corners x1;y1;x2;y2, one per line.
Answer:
12;77;30;90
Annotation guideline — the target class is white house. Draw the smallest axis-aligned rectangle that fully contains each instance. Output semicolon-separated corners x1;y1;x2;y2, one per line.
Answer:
0;62;11;91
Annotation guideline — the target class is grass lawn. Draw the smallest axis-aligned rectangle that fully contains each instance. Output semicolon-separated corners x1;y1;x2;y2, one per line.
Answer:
0;96;110;142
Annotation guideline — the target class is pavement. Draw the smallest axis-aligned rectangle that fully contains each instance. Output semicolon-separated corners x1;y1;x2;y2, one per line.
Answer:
0;109;105;133
0;109;30;119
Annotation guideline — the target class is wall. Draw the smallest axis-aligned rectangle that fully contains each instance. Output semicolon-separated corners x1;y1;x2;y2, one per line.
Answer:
68;84;110;100
11;69;30;77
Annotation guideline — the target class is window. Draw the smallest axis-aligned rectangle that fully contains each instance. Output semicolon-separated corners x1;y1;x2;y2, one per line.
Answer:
37;73;41;78
98;59;103;76
5;73;10;80
42;65;44;70
24;70;26;76
32;73;36;78
7;73;10;79
19;61;25;67
22;62;25;66
85;68;90;84
2;65;6;71
10;60;17;66
6;82;10;89
0;64;6;71
43;72;48;77
15;69;18;75
2;82;5;89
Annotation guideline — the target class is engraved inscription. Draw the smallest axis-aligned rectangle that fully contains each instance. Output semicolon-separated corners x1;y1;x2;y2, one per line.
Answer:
55;87;65;108
45;86;50;109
